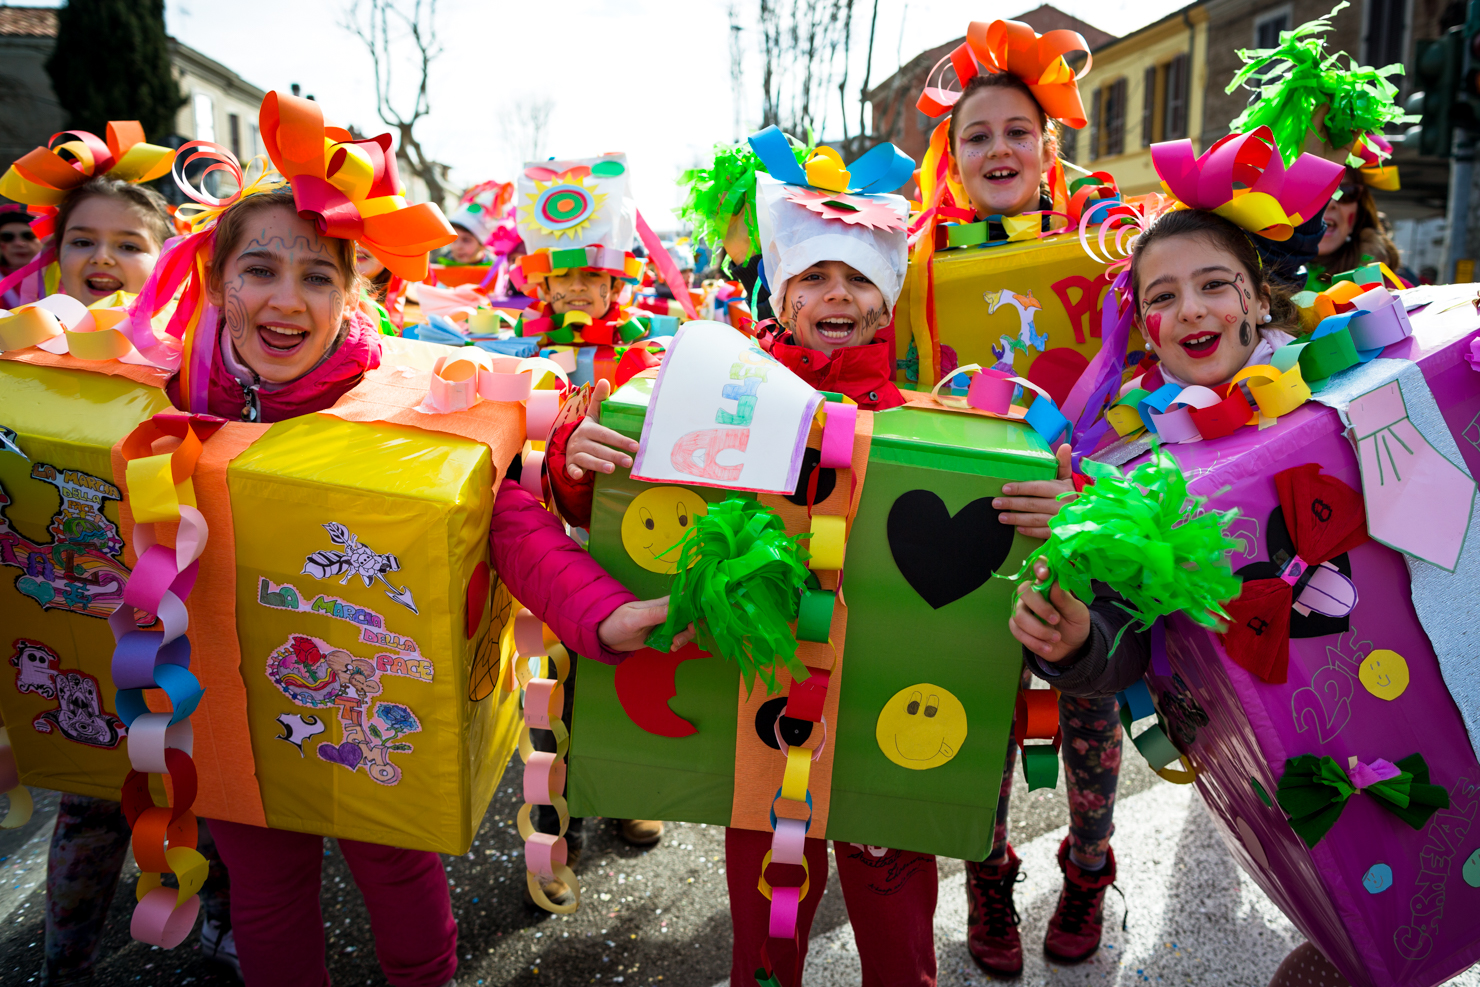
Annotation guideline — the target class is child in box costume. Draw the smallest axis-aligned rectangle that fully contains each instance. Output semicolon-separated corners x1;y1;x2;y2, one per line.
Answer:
1013;128;1480;987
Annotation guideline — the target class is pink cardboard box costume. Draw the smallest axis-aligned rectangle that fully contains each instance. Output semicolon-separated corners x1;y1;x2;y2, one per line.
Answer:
1121;289;1480;987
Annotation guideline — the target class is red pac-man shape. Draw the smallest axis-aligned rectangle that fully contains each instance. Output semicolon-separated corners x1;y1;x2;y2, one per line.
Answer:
613;642;708;738
466;560;490;640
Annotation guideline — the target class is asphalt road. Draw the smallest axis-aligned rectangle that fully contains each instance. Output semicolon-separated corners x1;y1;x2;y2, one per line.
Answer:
2;747;1474;987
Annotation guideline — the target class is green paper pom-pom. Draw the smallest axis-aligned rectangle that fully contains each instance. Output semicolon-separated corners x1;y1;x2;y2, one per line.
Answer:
675;131;815;269
1009;446;1243;643
645;496;812;695
1225;1;1416;166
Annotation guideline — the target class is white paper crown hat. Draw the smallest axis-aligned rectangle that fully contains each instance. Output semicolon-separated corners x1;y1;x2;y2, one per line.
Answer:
516;154;636;254
753;173;909;315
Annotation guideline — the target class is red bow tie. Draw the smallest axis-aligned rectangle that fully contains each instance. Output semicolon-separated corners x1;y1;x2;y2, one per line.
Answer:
1220;464;1368;683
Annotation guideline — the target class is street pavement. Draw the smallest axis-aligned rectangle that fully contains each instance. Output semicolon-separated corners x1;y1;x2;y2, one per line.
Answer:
0;750;1475;987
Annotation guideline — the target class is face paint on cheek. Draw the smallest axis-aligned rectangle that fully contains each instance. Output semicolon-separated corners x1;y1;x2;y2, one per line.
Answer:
1146;312;1162;346
1240;320;1251;347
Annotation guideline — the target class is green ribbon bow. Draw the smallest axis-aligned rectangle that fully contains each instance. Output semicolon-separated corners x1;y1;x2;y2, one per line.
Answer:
645;497;812;695
1276;752;1450;848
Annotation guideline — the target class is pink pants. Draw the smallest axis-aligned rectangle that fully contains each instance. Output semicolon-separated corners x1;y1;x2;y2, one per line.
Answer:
726;827;938;987
209;819;457;987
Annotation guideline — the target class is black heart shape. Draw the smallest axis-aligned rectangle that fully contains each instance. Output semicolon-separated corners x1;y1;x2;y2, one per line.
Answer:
887;490;1016;609
784;447;838;506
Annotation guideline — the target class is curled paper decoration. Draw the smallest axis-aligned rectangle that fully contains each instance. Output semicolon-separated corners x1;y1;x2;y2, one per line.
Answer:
1276;752;1449;848
1152;127;1344;241
1225;2;1414;168
748;126;915;198
0;120;174;214
1007;445;1243;644
916;19;1093;128
1221;464;1368;684
259;91;455;282
0;292;173;367
1116;678;1198;785
417;282;488;323
110;412;224;948
926;364;1073;447
1352;134;1400;190
417;354;568;444
511;613;581;914
645;497;811;695
1014;687;1062;790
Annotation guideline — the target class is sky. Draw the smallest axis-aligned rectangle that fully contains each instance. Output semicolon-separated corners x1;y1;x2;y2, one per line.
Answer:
41;0;1188;220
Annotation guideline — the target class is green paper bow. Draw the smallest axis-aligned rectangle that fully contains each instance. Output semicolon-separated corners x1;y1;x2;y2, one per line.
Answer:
675;132;815;271
1276;752;1450;848
645;497;812;695
1005;445;1243;648
1225;2;1416;166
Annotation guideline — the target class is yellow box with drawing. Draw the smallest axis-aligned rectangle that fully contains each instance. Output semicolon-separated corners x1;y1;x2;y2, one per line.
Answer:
894;234;1146;400
0;351;522;854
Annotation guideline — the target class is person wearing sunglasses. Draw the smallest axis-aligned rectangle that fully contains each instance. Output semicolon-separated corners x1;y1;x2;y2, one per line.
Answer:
1313;170;1402;281
0;206;40;275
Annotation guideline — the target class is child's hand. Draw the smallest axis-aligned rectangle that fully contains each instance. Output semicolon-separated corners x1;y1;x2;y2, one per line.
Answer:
598;596;696;653
1009;559;1092;663
994;443;1074;540
567;378;640;480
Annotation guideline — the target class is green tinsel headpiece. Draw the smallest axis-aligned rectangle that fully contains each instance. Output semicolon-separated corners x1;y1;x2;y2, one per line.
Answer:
1226;1;1416;166
1009;447;1243;641
675;131;814;269
645;497;812;694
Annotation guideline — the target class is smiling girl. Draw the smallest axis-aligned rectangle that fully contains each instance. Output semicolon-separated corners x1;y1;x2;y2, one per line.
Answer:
53;179;174;301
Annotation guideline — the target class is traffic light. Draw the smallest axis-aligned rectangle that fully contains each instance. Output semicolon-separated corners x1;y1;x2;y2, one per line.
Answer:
1407;29;1464;156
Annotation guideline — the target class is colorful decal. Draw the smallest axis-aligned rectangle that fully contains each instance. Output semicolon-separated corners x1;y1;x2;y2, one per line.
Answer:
10;641;126;749
983;288;1048;368
301;522;418;614
274;713;326;756
899;339;958;384
265;635;424;786
0;425;25;460
0;465;129;618
11;637;60;698
257;578;430;681
875;683;968;770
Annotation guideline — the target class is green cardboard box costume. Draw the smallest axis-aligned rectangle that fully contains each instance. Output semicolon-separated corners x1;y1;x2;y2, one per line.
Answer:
567;328;1057;861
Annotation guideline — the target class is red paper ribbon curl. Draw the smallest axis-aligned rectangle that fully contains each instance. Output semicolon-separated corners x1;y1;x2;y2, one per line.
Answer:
915;18;1093;129
259;91;456;282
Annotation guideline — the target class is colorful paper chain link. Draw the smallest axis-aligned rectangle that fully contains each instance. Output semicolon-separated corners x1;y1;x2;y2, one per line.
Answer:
0;292;157;364
511;609;581;913
110;412;223;948
753;401;853;987
1116;679;1196;785
1106;284;1413;443
930;364;1072;448
1014;687;1062;790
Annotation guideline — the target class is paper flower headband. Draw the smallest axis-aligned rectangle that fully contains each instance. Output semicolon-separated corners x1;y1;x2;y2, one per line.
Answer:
260;91;456;283
917;19;1094;129
1225;1;1413;169
1150;127;1344;241
747;126;914;231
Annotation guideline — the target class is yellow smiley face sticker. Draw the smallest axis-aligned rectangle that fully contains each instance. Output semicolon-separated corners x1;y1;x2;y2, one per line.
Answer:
621;486;708;574
876;683;968;770
1359;649;1410;701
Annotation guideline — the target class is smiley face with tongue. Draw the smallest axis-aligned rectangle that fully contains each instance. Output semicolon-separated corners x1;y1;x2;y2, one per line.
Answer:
207;194;357;383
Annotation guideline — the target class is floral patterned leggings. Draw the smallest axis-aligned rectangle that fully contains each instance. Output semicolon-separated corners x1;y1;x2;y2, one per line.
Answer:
987;667;1123;863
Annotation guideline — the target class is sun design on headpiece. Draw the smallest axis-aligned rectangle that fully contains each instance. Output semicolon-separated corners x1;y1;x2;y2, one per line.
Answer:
520;169;608;241
784;187;906;232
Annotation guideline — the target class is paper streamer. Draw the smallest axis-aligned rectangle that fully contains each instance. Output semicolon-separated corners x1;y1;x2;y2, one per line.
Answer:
512;609;581;914
109;412;222;948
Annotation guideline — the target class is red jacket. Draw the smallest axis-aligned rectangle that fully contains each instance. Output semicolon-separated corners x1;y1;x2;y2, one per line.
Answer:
546;324;905;528
171;312;637;664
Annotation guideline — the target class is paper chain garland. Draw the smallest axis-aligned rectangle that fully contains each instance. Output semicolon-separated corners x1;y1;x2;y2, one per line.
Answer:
511;609;582;913
0;292;153;364
927;363;1073;448
1117;675;1197;785
1014;687;1062;790
111;412;224;948
1106;284;1414;444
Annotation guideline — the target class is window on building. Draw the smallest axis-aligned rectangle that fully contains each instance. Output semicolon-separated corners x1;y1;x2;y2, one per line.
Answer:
1254;7;1291;50
192;92;215;143
228;113;241;158
249;124;260;159
1366;0;1407;69
1103;77;1127;157
1089;86;1101;161
1142;65;1159;147
1164;52;1189;141
1060;122;1078;164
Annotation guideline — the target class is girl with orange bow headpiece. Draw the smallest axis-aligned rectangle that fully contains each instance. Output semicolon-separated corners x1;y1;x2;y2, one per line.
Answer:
0;121;175;307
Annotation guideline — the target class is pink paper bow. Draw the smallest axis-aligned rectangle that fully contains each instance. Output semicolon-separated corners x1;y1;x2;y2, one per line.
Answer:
1151;127;1344;241
417;283;487;322
1347;757;1401;792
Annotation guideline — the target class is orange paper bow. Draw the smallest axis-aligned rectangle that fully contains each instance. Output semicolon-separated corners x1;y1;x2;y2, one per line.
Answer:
0;122;174;234
259;92;456;282
916;19;1092;129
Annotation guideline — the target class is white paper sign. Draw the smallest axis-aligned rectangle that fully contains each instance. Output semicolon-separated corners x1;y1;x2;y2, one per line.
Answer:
630;321;822;494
